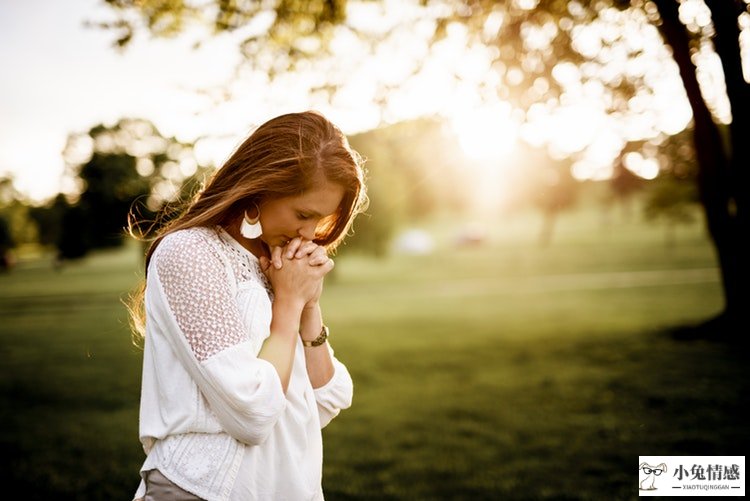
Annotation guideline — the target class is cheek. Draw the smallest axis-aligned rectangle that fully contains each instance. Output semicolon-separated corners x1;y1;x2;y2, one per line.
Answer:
262;210;295;233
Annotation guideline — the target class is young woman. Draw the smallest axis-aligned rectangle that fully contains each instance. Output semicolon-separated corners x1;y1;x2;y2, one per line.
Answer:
128;110;368;500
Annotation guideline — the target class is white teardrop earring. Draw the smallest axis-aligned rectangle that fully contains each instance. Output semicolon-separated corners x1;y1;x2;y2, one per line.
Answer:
240;205;263;239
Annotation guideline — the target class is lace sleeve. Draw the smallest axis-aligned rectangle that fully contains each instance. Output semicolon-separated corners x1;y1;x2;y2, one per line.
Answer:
148;228;286;445
153;229;248;361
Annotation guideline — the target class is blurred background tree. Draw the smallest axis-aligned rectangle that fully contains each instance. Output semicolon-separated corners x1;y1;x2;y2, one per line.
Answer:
0;214;13;272
28;118;201;261
343;117;471;256
66;0;750;335
0;176;38;269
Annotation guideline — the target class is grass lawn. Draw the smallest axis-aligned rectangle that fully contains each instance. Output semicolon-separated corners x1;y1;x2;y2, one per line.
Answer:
1;205;746;500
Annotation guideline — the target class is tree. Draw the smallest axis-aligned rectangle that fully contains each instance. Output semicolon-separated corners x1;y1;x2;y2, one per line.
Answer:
649;0;748;338
29;195;68;248
644;173;699;246
0;177;40;266
0;215;13;272
340;117;471;256
56;118;198;259
97;0;749;338
524;146;579;246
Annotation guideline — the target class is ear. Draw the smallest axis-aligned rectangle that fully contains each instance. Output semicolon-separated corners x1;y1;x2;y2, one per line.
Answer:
639;462;647;470
658;463;667;472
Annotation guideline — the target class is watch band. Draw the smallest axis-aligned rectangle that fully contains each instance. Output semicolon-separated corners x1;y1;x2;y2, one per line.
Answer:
302;324;329;347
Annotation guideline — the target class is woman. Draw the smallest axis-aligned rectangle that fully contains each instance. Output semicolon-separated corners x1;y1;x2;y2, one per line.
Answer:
128;110;368;500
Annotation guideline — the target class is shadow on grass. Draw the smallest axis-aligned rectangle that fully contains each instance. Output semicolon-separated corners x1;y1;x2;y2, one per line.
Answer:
323;321;749;501
665;311;747;347
2;321;747;500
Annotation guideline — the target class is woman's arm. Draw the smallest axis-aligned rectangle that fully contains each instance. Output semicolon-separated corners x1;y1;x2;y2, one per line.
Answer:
150;230;287;445
257;295;304;393
299;302;335;388
259;244;334;391
268;237;353;425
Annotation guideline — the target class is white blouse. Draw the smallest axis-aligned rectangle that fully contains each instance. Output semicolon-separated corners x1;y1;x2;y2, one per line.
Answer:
133;226;353;501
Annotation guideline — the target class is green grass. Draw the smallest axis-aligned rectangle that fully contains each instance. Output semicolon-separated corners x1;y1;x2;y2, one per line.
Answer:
1;206;746;500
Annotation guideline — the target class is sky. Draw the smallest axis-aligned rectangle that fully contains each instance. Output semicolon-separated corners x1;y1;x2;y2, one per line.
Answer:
0;0;743;205
0;0;296;202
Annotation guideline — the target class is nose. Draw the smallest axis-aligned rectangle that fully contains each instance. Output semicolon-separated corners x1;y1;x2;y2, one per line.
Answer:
297;221;317;241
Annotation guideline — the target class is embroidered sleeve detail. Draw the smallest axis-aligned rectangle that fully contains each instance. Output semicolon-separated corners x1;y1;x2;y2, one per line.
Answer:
153;228;249;362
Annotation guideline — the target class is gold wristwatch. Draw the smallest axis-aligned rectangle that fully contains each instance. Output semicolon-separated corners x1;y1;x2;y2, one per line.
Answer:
302;324;329;347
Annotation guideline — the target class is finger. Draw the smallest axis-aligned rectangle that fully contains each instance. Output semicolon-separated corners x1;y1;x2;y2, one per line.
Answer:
295;241;318;259
308;247;329;266
285;237;302;259
259;255;270;272
309;255;328;266
319;258;335;275
272;246;283;269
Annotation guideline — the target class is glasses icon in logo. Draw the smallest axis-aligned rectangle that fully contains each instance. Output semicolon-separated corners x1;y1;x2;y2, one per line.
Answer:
639;462;667;491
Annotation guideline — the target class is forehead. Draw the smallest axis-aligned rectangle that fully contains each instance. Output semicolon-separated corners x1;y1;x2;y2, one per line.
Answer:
288;182;345;215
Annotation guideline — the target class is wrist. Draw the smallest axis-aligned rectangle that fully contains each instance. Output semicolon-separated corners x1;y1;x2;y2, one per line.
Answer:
301;324;329;347
273;294;306;314
303;299;320;312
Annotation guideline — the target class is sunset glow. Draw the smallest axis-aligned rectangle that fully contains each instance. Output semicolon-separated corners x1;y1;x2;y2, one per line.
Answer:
1;0;748;203
451;103;519;162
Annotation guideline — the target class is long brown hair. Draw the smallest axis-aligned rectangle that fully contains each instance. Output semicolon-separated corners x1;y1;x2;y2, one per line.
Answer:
126;110;368;343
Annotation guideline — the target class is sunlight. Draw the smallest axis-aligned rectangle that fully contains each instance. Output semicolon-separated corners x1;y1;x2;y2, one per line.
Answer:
624;151;660;180
450;102;519;162
3;0;746;205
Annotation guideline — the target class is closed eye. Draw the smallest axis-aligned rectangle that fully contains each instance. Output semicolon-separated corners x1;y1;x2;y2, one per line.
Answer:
297;212;313;221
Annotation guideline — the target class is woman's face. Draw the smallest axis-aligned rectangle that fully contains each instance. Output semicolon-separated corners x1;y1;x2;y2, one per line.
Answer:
258;180;345;247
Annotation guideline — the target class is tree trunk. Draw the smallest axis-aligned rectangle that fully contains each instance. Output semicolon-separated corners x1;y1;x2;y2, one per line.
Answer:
652;0;744;337
538;209;556;247
704;0;750;329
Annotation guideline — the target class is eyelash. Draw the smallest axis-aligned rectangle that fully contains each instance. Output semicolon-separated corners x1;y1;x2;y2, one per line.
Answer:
297;213;312;221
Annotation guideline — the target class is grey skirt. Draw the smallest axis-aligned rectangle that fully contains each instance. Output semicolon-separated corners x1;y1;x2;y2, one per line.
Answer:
143;469;205;501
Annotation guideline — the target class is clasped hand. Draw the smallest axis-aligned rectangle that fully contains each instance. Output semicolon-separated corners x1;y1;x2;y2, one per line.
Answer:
258;237;333;307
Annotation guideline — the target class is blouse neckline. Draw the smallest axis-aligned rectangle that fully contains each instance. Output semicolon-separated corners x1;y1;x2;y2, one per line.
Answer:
216;226;261;262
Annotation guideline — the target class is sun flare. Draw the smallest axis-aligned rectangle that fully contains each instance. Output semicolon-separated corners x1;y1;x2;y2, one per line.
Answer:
450;103;519;162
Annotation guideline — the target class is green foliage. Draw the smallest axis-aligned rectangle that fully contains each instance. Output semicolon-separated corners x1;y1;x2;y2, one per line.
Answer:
55;118;199;259
0;202;39;248
338;170;394;258
0;177;39;249
28;195;67;247
342;118;470;256
0;215;13;271
95;0;638;114
643;174;699;225
79;152;149;248
58;204;93;260
610;156;646;201
641;129;700;227
0;216;12;249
